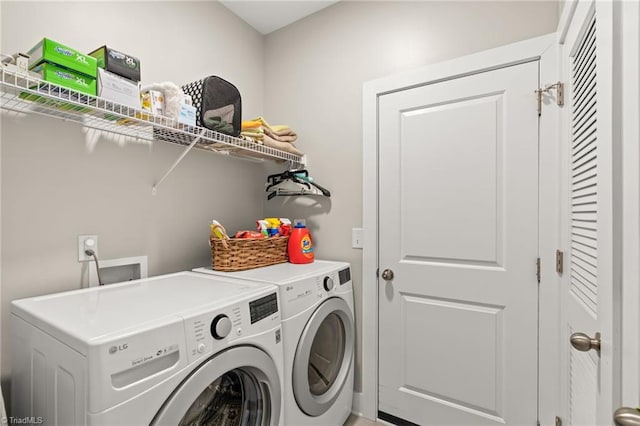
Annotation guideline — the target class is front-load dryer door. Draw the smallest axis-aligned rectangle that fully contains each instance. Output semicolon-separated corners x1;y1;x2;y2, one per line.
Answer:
152;346;281;426
293;297;354;417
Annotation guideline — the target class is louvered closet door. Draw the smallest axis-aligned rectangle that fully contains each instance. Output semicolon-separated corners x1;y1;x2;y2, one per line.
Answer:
560;1;615;424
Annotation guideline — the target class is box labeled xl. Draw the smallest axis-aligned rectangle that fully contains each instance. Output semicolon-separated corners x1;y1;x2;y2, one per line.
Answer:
27;38;97;78
31;62;96;96
89;46;140;82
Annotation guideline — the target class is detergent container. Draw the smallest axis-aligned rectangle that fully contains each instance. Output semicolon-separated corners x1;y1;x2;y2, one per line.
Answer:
288;221;314;264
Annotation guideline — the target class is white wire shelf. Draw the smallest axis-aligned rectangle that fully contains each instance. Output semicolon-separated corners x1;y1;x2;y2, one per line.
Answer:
0;66;306;193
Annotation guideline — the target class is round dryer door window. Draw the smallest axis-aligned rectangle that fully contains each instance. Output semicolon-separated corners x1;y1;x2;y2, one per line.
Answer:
308;312;345;395
152;346;281;426
293;297;354;417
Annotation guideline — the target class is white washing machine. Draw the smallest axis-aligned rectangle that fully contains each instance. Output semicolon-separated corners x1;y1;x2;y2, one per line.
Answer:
194;260;354;426
11;272;284;426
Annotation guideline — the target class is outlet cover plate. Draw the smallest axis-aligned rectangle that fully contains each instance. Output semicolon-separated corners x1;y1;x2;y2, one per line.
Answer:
78;235;98;262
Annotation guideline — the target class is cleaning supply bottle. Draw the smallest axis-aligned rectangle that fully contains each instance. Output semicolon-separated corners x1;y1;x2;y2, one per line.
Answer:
288;220;314;264
210;220;228;240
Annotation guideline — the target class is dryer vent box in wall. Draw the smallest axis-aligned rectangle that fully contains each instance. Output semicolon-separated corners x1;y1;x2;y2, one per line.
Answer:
89;256;148;287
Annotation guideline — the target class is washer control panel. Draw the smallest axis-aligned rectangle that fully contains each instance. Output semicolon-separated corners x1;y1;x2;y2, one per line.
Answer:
184;305;242;362
182;291;280;364
211;314;233;339
249;292;278;324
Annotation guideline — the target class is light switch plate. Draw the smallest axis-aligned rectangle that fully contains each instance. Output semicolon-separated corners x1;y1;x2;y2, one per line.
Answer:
352;228;363;249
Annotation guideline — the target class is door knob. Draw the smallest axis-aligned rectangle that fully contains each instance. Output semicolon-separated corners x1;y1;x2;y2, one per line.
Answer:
381;269;394;280
570;332;601;353
614;407;640;426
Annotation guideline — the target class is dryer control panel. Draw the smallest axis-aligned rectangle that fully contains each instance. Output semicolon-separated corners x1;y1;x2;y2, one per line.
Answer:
338;266;351;285
315;268;350;294
278;267;352;319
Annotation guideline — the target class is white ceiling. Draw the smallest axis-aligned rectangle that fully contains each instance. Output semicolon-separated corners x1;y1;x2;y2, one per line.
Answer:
220;1;340;35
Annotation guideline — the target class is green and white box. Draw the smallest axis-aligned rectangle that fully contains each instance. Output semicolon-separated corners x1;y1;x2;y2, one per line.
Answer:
32;62;97;96
27;38;97;78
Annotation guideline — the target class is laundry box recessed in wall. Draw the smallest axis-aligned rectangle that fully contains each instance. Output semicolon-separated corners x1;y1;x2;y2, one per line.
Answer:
89;256;148;287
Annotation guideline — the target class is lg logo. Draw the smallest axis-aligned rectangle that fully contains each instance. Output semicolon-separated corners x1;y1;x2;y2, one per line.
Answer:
109;344;128;354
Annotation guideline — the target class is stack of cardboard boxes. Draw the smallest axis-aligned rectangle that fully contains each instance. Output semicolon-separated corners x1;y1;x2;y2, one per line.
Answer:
24;38;198;128
26;38;141;110
89;45;141;109
27;38;98;96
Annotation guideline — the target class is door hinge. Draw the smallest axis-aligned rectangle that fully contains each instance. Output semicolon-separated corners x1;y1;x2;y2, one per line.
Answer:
376;268;379;278
556;249;564;274
535;81;564;116
555;416;563;426
536;257;541;283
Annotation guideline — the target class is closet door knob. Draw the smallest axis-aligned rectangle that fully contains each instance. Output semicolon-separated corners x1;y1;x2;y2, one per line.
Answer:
381;269;394;280
570;332;601;353
614;407;640;426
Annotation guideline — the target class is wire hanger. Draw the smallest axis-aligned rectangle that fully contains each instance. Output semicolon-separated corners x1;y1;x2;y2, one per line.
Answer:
265;169;331;200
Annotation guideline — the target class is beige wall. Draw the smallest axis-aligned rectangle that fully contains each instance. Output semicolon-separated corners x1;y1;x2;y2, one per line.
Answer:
263;1;560;393
0;0;265;395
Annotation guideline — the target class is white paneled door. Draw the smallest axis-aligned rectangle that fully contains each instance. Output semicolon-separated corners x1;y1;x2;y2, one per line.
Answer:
378;61;539;425
560;1;615;424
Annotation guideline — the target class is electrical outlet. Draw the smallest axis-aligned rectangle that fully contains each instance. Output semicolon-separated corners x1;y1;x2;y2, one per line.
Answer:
78;235;98;262
352;228;363;249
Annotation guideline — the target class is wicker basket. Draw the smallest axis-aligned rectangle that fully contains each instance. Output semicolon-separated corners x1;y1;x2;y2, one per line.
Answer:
211;236;289;271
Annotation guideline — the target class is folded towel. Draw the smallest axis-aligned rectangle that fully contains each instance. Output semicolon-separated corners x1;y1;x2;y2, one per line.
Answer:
271;134;297;143
252;117;295;135
241;127;264;141
253;116;272;128
242;119;262;129
263;126;297;142
268;128;297;137
270;124;293;133
241;127;263;135
262;134;304;156
241;135;264;145
242;116;300;147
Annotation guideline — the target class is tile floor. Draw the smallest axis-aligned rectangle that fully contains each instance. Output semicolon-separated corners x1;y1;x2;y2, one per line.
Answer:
344;414;385;425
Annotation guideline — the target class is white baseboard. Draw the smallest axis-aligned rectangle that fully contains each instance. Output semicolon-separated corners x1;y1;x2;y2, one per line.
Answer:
351;391;364;417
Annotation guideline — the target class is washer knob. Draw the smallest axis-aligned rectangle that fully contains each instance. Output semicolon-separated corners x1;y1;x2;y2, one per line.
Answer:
323;276;334;292
211;314;232;340
197;343;206;353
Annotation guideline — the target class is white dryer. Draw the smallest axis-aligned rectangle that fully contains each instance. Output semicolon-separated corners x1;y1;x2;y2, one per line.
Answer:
11;272;284;426
194;260;355;426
